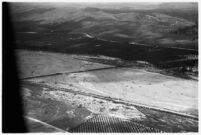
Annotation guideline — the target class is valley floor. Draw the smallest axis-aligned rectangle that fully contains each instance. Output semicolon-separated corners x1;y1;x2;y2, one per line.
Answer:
16;49;198;132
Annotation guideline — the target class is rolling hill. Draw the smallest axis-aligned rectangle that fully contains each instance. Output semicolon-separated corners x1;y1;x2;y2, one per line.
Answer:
9;2;198;49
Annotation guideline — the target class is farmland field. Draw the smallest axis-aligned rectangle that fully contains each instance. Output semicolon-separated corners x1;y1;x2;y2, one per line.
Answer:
19;50;198;116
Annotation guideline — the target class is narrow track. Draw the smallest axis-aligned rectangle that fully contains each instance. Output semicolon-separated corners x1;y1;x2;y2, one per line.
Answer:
24;116;67;132
20;57;150;80
20;66;125;80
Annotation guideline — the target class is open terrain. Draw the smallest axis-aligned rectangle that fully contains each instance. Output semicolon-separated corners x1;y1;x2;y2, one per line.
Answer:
8;2;199;133
18;50;198;117
21;81;198;132
30;67;197;116
16;50;113;78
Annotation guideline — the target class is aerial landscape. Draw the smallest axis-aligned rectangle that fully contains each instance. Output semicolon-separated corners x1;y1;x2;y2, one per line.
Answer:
3;2;198;133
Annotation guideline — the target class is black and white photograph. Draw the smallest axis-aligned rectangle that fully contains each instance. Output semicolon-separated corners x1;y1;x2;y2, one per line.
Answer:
2;0;199;133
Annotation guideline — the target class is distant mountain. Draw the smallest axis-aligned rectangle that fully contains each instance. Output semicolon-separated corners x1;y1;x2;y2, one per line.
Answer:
9;2;198;49
157;2;198;11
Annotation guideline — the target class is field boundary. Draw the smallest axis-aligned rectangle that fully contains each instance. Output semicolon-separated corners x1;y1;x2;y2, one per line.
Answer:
20;66;136;80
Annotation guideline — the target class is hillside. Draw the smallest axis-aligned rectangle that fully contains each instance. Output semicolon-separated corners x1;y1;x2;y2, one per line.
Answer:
9;2;198;49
